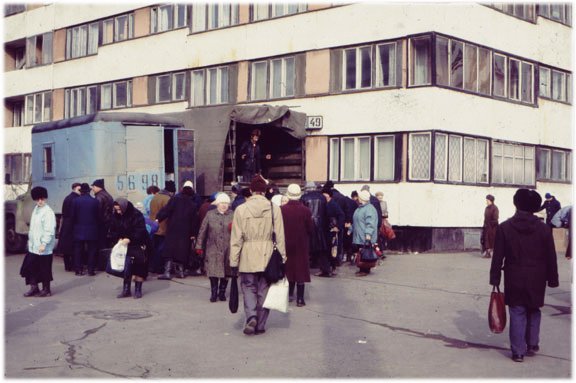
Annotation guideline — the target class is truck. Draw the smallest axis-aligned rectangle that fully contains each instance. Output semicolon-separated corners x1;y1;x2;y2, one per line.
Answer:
5;105;307;253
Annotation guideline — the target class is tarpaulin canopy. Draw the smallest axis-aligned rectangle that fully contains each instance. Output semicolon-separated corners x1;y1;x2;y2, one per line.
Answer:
162;105;306;195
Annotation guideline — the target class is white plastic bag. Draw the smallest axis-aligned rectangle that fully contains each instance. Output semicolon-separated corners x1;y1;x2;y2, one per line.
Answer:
110;242;128;272
263;277;289;313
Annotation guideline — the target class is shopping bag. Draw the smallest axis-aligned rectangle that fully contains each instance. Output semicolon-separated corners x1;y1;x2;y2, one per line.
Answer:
380;218;396;240
110;242;128;271
229;276;239;314
488;285;506;333
263;277;289;313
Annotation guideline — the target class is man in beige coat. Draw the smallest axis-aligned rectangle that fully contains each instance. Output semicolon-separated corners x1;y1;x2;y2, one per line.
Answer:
230;175;286;335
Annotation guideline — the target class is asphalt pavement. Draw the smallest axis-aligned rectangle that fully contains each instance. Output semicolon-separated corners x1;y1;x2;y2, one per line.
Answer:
4;250;572;379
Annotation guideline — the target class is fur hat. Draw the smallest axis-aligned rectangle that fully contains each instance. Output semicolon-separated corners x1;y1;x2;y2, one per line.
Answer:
359;190;371;203
31;186;48;200
250;175;267;193
486;194;495;202
79;183;91;194
214;193;231;205
91;179;105;189
165;181;176;193
286;184;302;200
513;189;542;213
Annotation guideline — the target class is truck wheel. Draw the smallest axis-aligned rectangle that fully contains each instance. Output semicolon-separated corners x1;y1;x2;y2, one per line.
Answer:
5;216;26;254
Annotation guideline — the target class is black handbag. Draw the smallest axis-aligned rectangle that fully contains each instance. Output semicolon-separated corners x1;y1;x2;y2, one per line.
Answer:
229;276;239;314
264;202;285;284
360;242;378;262
105;248;133;279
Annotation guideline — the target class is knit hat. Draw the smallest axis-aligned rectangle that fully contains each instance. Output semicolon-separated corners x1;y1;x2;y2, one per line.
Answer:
214;193;231;205
165;180;176;193
250;175;267;193
545;193;552;199
79;183;91;194
31;186;48;200
91;179;105;189
513;189;542;213
183;180;194;189
360;184;370;192
286;184;302;200
359;190;371;203
486;194;495;202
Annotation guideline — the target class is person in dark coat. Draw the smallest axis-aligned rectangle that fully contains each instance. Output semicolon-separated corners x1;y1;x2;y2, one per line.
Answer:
92;178;114;269
300;181;329;270
232;187;251;210
109;198;149;299
281;184;314;307
156;180;199;279
150;181;174;274
539;193;561;227
71;183;100;276
238;128;271;182
482;194;499;259
57;182;81;271
320;187;345;276
490;189;559;363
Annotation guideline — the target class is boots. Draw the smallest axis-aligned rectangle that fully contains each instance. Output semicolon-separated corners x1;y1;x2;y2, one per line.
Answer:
38;282;51;297
175;263;186;279
117;279;132;298
23;284;40;297
158;260;172;280
209;277;218;302
296;283;306;307
288;282;295;302
218;278;228;301
133;281;143;299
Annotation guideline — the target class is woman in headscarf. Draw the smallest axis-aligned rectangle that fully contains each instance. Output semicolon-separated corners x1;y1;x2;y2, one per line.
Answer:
351;190;379;277
196;193;234;302
108;198;149;299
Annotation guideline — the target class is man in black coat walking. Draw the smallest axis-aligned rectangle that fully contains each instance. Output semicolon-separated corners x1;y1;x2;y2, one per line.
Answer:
539;193;561;227
300;181;329;273
57;182;81;271
71;183;100;276
92;178;114;269
490;188;559;363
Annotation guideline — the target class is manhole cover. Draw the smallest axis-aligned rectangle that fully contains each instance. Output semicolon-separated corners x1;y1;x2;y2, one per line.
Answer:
75;310;153;321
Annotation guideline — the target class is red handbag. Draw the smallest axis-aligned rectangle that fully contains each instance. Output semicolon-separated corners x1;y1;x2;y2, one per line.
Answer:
488;285;506;333
380;219;396;240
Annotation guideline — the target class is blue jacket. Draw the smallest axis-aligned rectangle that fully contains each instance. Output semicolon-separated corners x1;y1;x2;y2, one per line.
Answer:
27;204;56;255
71;193;100;241
351;203;378;245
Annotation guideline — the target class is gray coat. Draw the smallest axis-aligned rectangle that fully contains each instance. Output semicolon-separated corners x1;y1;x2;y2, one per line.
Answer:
196;209;233;278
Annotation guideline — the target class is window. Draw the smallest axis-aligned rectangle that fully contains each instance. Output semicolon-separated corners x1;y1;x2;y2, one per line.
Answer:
105;13;134;43
409;132;431;180
490;3;536;22
448;135;463;182
537;147;571;182
409;36;432;86
343;46;372;90
539;3;572;25
341;137;371;181
207;3;239;30
376;43;397;87
151;4;187;33
26;32;53;67
432;132;489;184
552;70;566;102
250;57;295;100
492;142;534;185
191;66;230;106
100;80;132;110
374;136;395;181
65;86;97;118
43;143;55;178
539;66;551;98
5;4;26;17
493;53;507;98
155;72;186;103
329;138;340;181
9;101;24;127
4;153;31;184
251;3;307;21
539;66;571;103
25;91;51;125
66;23;98;59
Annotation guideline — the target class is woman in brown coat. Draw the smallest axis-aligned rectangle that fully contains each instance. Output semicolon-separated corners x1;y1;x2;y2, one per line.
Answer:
196;193;233;302
280;184;314;307
482;194;499;258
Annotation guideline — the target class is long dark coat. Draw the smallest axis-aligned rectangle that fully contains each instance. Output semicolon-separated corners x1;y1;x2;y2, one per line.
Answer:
156;191;199;264
196;209;233;278
70;193;100;241
57;191;79;254
490;211;559;308
281;200;314;283
300;190;329;253
482;204;499;250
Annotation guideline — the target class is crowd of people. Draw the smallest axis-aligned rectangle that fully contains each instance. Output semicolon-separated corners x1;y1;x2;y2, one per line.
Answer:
18;176;567;359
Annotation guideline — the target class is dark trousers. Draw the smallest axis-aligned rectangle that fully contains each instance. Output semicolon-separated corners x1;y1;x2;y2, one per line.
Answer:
240;272;270;332
152;235;165;273
63;252;74;271
509;305;541;356
318;249;338;274
74;240;97;273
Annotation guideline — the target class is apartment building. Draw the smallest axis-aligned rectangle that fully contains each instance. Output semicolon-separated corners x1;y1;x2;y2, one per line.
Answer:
4;2;573;251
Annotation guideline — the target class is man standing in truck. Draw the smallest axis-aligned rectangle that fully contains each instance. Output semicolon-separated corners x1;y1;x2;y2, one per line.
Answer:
239;129;271;182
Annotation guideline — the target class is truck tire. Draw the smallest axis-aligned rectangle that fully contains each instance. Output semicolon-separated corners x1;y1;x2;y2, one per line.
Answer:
5;216;27;254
